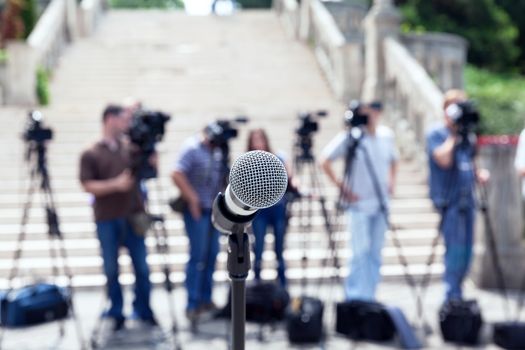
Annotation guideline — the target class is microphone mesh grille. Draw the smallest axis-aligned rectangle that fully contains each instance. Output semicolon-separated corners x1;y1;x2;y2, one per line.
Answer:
229;151;288;209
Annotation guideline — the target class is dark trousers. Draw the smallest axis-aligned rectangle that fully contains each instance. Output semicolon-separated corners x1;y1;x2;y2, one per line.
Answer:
183;209;220;312
96;218;153;320
252;202;287;287
441;206;475;301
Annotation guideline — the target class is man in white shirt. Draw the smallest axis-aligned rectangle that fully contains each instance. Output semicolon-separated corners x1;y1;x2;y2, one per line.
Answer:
321;102;398;301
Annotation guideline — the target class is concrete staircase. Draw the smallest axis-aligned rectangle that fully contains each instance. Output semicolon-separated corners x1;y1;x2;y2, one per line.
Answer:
0;10;442;288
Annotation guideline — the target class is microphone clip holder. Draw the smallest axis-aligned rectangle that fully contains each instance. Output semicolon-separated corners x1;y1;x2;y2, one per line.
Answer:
212;192;256;350
228;227;251;281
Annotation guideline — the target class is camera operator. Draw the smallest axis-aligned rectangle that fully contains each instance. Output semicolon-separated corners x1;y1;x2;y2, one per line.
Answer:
79;105;156;331
321;102;398;301
426;89;489;301
171;125;225;321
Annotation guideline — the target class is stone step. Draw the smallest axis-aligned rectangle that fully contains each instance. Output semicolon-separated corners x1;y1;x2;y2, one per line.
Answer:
0;211;439;237
0;261;444;289
0;228;442;257
0;242;444;268
0;195;435;216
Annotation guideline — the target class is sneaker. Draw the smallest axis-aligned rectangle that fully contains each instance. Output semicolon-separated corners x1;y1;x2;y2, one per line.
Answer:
141;317;159;327
199;302;219;313
185;309;200;322
112;316;126;332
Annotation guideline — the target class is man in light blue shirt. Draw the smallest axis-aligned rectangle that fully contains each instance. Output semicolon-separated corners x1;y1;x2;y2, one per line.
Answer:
321;102;398;301
426;90;489;301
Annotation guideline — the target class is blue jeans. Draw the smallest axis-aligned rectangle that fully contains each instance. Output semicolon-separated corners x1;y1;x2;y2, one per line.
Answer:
252;202;287;287
183;209;220;311
345;209;387;301
96;218;153;320
441;206;475;301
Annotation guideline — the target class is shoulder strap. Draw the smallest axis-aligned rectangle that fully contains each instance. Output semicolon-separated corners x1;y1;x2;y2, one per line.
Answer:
383;305;423;349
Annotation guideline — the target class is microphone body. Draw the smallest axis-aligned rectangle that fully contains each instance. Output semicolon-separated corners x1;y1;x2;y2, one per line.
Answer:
212;150;288;234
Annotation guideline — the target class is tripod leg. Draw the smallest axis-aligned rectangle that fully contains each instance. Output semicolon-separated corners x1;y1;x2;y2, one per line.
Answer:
295;160;310;292
0;168;39;350
42;181;87;349
309;162;341;283
152;221;182;350
151;179;183;349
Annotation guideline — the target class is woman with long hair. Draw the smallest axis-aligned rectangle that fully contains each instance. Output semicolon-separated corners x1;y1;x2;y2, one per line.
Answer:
247;128;291;287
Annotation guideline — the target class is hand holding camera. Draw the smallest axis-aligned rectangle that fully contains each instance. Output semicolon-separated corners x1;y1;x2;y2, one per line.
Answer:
113;169;135;192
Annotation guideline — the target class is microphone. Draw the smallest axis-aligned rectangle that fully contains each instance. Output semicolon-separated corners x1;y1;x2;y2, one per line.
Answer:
212;150;288;233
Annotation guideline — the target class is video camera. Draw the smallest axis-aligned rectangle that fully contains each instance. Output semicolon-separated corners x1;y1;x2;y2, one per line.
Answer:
296;110;328;137
206;116;249;148
23;111;53;144
344;100;369;129
446;100;480;136
128;109;171;179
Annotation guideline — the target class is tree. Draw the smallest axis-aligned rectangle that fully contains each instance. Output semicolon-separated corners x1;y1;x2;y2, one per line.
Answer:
396;0;520;72
494;0;525;73
20;0;38;38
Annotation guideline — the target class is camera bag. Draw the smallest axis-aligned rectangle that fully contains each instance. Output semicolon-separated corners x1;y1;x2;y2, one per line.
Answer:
493;322;525;349
286;296;324;344
439;299;482;345
218;281;289;323
0;283;70;327
336;299;395;341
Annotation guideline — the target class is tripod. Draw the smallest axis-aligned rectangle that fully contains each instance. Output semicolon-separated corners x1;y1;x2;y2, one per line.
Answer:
0;138;86;349
292;133;341;292
146;177;183;350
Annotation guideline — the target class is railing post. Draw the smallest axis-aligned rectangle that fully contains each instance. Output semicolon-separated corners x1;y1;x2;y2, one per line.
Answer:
66;0;79;40
5;41;38;106
362;0;400;102
471;139;525;289
298;0;311;41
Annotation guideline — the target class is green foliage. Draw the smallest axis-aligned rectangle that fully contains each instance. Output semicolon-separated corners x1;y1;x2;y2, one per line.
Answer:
0;50;7;64
21;0;38;38
465;65;525;135
109;0;184;9
36;67;50;106
398;0;520;73
495;0;525;73
236;0;271;9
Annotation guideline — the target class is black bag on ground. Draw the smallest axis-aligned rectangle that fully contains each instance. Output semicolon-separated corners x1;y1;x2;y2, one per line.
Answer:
218;282;289;323
0;283;70;327
439;299;482;345
493;322;525;349
336;300;395;341
286;296;324;344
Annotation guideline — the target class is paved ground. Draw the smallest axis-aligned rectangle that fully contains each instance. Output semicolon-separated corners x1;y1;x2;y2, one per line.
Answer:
0;280;517;349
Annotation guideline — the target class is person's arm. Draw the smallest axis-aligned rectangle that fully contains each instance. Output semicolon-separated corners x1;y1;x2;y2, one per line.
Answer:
389;160;398;196
320;133;359;202
79;150;135;197
432;135;456;169
321;158;343;189
171;170;201;219
82;170;135;197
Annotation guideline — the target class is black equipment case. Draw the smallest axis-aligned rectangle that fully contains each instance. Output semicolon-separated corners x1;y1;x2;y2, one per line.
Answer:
286;296;324;343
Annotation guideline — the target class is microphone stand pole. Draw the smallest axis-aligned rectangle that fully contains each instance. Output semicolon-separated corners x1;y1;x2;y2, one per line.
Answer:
227;224;250;350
